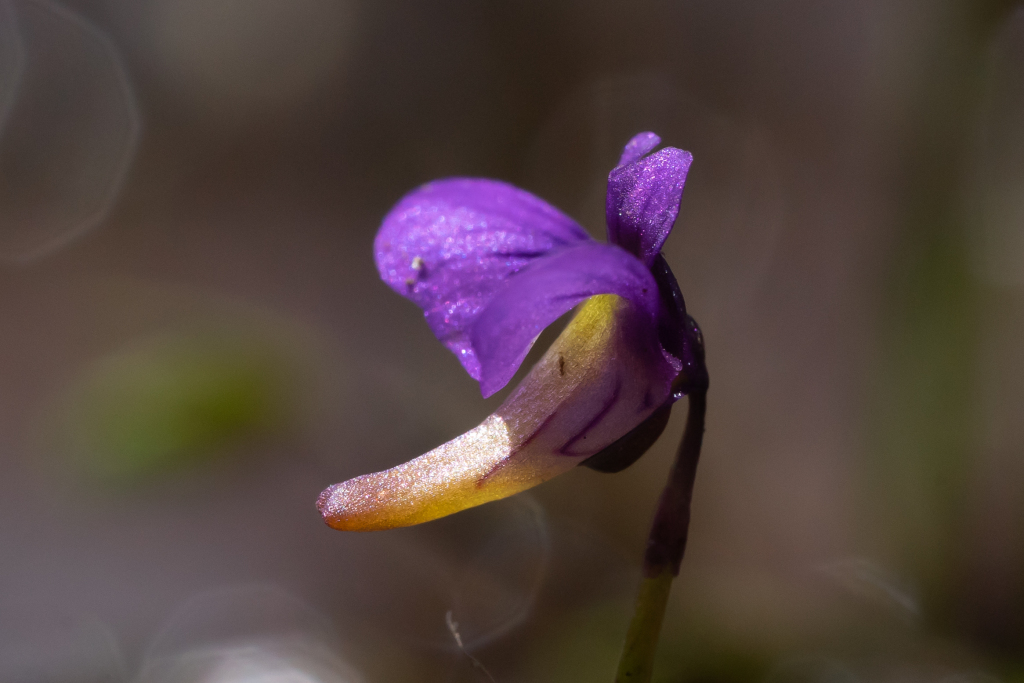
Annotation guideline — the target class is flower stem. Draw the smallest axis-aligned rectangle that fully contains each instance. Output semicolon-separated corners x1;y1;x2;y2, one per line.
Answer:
615;389;707;683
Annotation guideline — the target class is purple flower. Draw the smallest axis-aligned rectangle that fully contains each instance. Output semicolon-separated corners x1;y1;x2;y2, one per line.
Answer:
318;132;699;531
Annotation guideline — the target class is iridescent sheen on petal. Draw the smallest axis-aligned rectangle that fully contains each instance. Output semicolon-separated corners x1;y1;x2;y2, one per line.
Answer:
375;178;590;381
606;146;692;267
317;294;678;531
470;242;665;397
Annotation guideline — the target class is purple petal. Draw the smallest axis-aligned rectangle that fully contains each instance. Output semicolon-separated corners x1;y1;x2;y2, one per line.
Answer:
617;132;661;167
606;146;693;267
375;178;591;380
470;242;662;397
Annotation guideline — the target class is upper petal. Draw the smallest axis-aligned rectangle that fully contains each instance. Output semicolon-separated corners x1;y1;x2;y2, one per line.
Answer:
606;145;693;267
375;178;591;381
617;131;661;167
471;242;662;397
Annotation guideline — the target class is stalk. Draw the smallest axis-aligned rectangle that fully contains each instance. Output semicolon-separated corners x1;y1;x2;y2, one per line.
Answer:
614;389;707;683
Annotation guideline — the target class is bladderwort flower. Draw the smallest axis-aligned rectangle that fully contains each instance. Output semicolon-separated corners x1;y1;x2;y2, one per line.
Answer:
318;132;707;532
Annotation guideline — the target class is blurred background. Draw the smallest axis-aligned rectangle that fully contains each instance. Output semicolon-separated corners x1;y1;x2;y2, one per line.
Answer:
1;0;1024;681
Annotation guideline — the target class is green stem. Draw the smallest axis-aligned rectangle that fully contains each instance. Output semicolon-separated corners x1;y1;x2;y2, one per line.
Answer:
615;389;707;683
615;570;674;683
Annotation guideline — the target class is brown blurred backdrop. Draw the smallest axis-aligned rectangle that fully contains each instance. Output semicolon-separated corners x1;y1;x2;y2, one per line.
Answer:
2;1;1024;681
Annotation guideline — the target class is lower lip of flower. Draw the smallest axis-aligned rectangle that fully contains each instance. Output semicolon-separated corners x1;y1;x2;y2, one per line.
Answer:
317;295;670;531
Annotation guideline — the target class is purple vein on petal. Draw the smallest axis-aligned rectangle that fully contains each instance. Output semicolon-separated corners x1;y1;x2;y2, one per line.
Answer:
559;377;623;456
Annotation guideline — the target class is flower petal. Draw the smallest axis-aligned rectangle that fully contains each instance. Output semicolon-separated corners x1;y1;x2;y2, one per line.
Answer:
617;131;661;167
471;242;664;397
317;294;678;531
606;145;693;267
375;178;591;381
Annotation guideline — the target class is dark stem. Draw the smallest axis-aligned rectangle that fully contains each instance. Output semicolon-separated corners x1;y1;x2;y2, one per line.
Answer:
644;389;707;577
614;387;707;683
